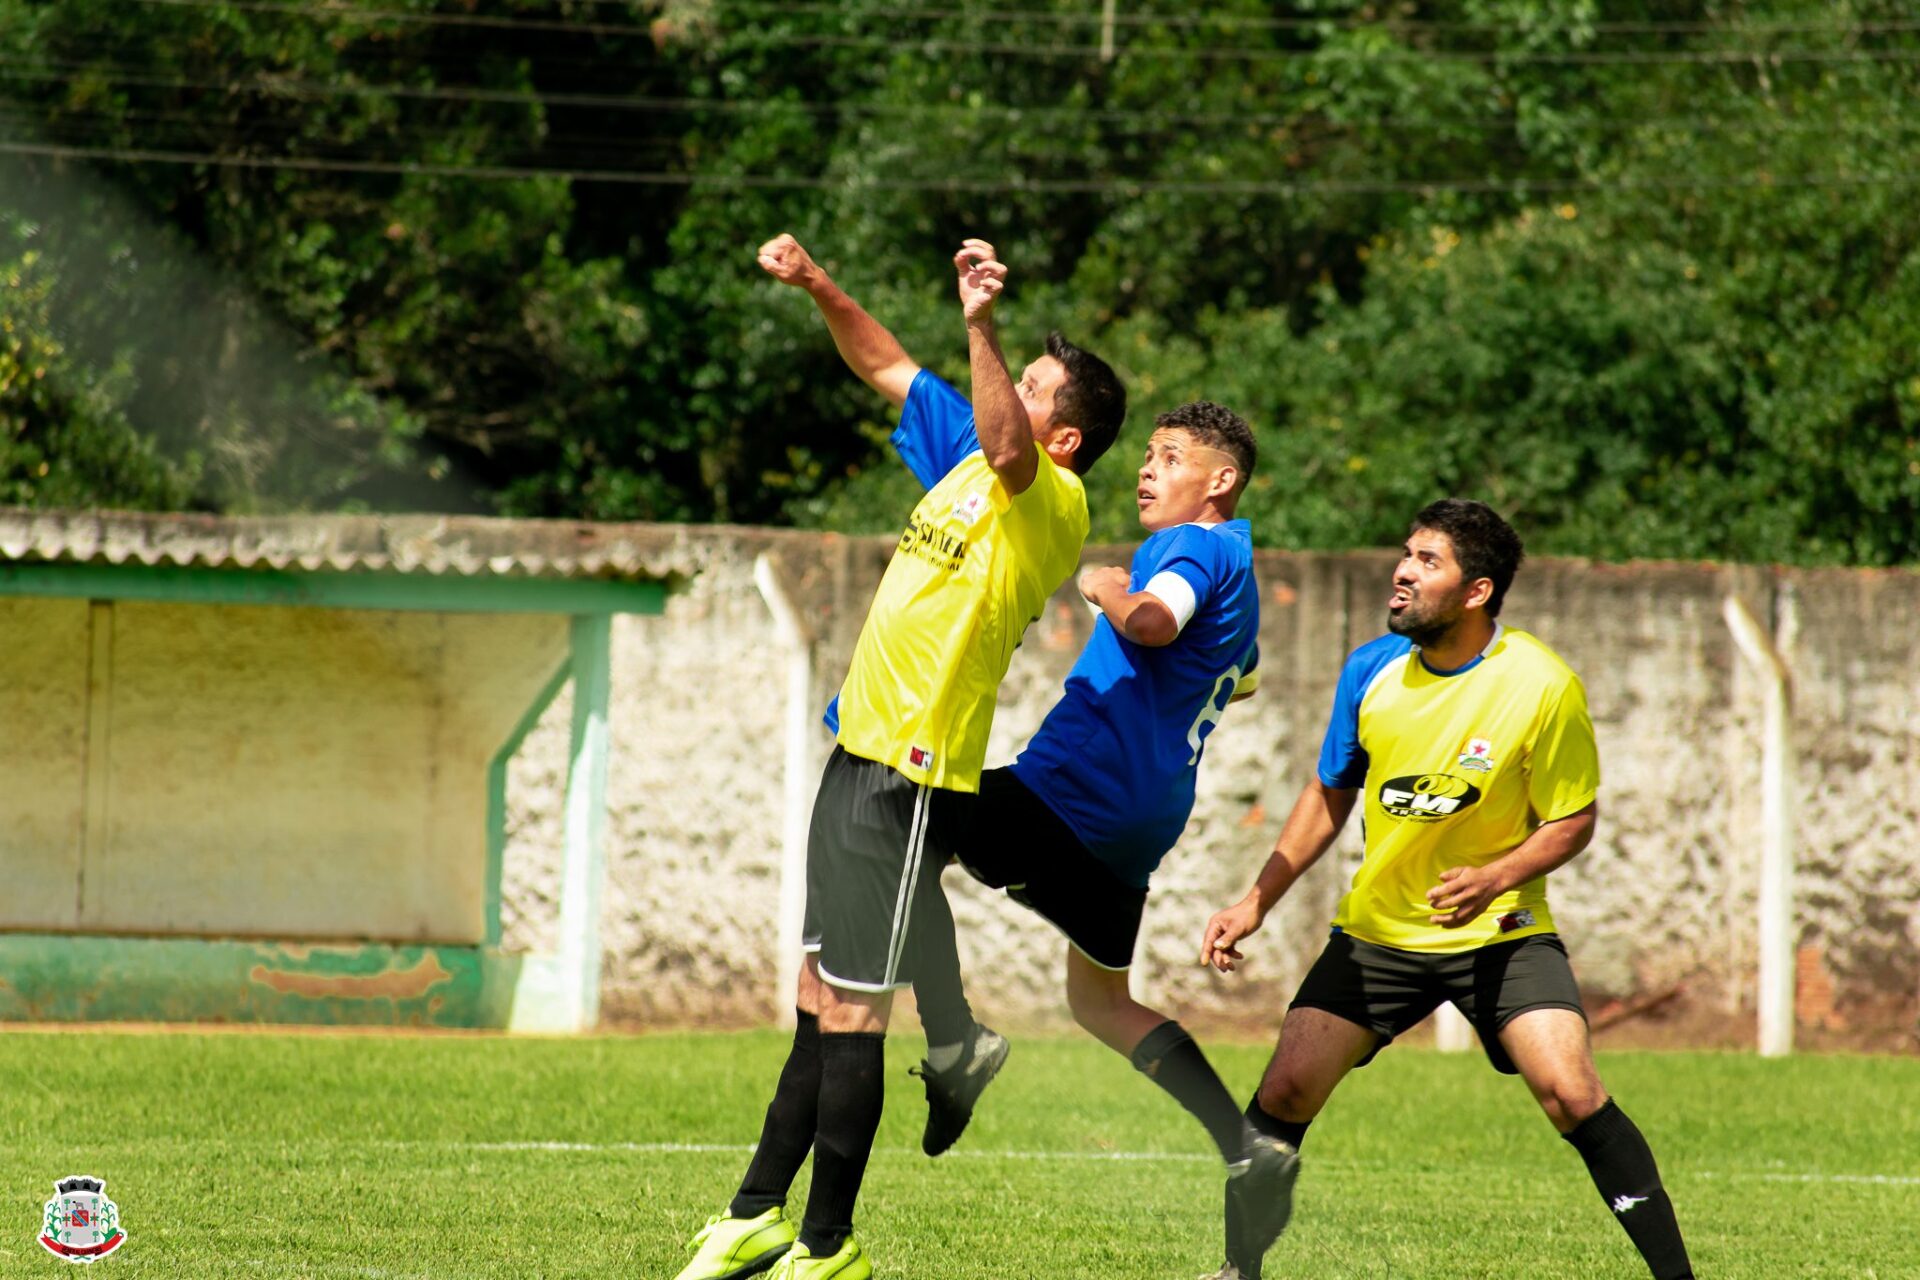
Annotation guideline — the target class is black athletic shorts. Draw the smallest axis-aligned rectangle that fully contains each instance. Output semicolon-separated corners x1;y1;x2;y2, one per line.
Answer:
950;768;1146;972
1290;931;1587;1075
801;746;973;993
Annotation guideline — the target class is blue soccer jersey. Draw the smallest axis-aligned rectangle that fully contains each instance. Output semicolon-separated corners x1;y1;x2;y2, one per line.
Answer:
1011;520;1261;888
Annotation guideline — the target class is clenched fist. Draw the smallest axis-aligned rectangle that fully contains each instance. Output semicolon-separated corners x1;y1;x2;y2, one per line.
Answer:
953;238;1008;324
757;233;823;290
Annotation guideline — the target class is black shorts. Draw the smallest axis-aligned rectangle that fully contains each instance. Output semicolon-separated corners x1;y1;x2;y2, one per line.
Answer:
951;768;1146;972
801;746;973;993
1290;931;1586;1075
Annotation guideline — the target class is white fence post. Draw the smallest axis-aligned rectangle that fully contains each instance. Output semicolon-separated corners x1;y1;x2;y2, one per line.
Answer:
755;553;817;1031
1432;1002;1474;1053
1723;594;1795;1058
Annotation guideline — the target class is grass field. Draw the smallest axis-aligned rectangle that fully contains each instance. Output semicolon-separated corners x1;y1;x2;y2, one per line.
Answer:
2;1028;1916;1279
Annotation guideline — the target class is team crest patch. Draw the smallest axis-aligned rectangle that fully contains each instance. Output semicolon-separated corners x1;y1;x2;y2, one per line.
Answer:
1457;737;1495;773
1497;909;1536;933
908;745;936;770
40;1176;124;1264
947;493;987;525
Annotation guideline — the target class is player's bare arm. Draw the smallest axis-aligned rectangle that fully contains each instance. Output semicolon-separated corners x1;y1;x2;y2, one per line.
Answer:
1078;564;1180;647
757;232;920;407
956;239;1039;496
1202;780;1359;972
1426;800;1599;928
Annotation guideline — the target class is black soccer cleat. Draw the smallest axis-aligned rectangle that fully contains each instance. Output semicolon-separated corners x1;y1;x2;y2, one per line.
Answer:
909;1022;1010;1156
1223;1130;1300;1280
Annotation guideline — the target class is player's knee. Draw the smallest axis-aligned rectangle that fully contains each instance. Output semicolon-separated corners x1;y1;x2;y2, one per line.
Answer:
1065;975;1127;1033
1535;1078;1607;1130
1255;1073;1322;1123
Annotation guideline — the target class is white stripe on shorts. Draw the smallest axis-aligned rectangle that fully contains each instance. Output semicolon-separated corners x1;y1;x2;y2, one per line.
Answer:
882;782;931;988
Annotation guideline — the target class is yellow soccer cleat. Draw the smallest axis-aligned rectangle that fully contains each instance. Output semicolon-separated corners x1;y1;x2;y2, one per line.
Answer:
766;1235;871;1280
672;1206;796;1280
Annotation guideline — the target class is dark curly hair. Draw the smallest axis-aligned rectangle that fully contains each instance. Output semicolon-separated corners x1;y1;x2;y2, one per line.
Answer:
1154;401;1256;494
1409;498;1526;617
1045;331;1127;475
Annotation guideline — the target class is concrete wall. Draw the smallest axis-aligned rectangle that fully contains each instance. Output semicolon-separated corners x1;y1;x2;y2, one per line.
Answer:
501;528;1920;1046
0;598;569;944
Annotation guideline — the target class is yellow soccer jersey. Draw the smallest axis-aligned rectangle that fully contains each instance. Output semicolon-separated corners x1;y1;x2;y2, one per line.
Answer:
1316;624;1600;953
835;373;1088;792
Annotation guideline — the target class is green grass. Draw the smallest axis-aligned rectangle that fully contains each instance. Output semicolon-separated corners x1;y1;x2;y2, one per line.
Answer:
1;1028;1916;1278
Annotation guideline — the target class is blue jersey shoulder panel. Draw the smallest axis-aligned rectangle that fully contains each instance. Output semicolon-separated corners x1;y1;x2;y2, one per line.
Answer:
1315;633;1416;789
891;369;979;491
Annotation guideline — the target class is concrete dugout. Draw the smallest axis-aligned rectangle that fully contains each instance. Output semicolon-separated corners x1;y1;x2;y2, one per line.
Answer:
0;508;684;1032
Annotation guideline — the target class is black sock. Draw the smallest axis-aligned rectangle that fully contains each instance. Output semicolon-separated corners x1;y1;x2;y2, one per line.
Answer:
1244;1095;1312;1152
798;1031;886;1256
909;870;975;1048
730;1011;821;1218
1563;1099;1693;1280
1128;1020;1247;1163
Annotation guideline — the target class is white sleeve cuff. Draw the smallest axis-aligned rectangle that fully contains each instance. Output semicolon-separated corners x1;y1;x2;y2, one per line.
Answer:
1142;570;1198;635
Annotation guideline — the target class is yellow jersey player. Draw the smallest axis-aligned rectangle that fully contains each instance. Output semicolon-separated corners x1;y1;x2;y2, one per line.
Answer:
672;234;1125;1280
1202;499;1693;1280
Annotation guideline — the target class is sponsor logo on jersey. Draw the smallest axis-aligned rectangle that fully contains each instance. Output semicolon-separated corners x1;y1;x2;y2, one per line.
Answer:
1458;736;1496;773
1377;773;1482;821
909;746;936;770
899;510;969;573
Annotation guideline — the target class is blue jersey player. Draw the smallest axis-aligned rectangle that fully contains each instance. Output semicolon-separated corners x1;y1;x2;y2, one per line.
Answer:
908;401;1300;1279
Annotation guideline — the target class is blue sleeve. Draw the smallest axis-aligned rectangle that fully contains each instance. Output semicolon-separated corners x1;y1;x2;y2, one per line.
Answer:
1143;525;1225;612
822;693;840;736
1316;636;1412;789
891;369;979;490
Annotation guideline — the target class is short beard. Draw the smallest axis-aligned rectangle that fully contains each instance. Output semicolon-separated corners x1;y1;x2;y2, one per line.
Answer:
1387;597;1466;649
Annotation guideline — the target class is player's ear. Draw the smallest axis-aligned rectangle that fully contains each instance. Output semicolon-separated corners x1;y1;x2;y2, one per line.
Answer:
1046;423;1082;462
1208;464;1238;499
1463;576;1495;611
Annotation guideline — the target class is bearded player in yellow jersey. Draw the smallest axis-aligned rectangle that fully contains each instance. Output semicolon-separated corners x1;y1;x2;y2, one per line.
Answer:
1201;500;1694;1280
672;235;1125;1280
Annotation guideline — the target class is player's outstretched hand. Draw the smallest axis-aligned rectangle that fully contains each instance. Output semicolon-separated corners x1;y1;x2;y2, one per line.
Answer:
1201;896;1263;973
757;233;821;289
1078;565;1129;609
1426;863;1504;928
954;238;1007;324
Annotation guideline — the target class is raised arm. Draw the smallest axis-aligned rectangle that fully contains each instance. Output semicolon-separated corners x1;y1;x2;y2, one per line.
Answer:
758;233;919;407
955;239;1040;496
1200;778;1358;972
1077;565;1180;647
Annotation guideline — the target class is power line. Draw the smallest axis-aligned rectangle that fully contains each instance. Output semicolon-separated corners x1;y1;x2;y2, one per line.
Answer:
704;2;1920;36
122;0;670;39
5;138;1915;196
117;0;1920;40
773;33;1920;65
15;85;1913;146
5;57;1914;133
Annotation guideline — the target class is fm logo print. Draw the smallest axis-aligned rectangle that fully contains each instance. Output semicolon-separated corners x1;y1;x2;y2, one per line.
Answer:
1377;773;1481;821
40;1176;125;1264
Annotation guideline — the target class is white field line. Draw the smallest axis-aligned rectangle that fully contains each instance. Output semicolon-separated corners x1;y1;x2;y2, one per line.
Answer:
418;1140;1920;1185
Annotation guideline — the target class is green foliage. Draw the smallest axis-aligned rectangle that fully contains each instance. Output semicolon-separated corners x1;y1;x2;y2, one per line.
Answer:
0;0;1914;562
0;215;198;508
